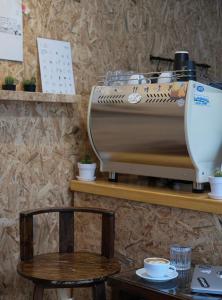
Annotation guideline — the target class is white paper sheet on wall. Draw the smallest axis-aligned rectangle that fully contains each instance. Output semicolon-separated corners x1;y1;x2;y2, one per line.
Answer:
0;0;23;62
37;38;76;95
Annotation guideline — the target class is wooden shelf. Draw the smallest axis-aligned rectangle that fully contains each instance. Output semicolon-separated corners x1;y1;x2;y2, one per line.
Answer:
70;180;222;215
0;90;81;103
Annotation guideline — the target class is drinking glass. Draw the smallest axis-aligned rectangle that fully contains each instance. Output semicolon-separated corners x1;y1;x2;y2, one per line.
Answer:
104;70;135;86
170;245;191;270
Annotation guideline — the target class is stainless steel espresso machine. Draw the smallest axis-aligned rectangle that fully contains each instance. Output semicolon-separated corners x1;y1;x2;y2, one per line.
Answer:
87;80;222;191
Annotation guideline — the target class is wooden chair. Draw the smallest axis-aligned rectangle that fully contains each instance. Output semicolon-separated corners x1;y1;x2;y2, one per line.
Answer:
17;207;120;300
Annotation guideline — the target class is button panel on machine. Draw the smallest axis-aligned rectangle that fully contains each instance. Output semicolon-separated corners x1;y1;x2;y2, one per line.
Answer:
93;82;187;105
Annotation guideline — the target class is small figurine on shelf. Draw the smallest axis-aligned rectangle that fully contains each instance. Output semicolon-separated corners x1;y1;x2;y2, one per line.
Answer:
2;76;17;91
23;77;36;92
77;154;96;182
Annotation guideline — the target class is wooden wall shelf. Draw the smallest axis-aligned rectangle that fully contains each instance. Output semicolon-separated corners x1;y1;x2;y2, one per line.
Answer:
70;180;222;215
0;90;81;103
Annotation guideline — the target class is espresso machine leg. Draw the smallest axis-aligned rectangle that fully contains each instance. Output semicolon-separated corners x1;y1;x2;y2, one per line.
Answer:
108;172;118;182
192;182;204;193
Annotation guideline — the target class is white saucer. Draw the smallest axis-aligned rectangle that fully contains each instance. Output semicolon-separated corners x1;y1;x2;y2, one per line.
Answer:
208;192;222;200
76;176;96;182
136;268;178;282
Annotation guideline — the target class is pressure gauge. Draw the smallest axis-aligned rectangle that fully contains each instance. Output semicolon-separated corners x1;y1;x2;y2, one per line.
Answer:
128;93;142;104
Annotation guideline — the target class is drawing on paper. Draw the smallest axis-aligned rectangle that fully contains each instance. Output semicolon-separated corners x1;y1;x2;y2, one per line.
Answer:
37;38;76;95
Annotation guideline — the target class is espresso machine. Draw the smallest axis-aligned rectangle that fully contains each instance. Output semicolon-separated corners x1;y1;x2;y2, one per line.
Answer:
87;78;222;191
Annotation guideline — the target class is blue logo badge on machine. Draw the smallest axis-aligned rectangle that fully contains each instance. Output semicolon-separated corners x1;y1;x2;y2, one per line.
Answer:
197;85;204;92
194;95;209;106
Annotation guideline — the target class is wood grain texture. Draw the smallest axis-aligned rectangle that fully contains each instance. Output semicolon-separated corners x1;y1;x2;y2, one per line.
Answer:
1;0;222;299
92;282;106;300
19;207;116;259
20;214;34;261
70;180;222;215
0;0;221;93
17;207;120;299
0;101;83;300
33;285;44;300
17;252;120;284
0;90;81;103
102;213;115;258
59;211;74;253
74;192;222;273
20;206;115;217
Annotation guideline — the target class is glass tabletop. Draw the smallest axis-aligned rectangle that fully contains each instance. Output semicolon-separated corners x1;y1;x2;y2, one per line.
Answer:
109;268;222;300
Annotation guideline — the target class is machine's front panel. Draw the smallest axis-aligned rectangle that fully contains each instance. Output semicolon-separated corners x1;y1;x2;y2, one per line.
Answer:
89;82;193;170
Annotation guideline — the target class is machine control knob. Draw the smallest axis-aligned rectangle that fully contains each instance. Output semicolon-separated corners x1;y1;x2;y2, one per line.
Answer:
128;93;142;104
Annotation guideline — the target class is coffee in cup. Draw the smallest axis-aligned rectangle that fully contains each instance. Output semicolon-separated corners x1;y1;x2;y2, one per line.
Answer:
144;257;176;277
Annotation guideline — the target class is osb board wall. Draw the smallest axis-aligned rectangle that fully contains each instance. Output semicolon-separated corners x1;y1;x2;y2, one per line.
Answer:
0;101;83;300
73;193;222;300
0;0;222;299
0;0;221;93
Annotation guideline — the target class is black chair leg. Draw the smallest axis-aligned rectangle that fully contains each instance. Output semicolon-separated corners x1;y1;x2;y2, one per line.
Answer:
33;285;44;300
93;282;106;300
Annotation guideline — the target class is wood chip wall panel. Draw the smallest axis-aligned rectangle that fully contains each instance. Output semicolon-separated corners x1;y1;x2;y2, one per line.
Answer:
74;193;222;300
0;0;222;299
0;102;83;299
0;0;221;94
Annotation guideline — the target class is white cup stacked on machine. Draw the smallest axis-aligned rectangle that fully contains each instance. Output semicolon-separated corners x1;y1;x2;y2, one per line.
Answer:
157;71;175;84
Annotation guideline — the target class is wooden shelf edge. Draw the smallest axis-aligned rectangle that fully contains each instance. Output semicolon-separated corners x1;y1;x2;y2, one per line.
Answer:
0;90;81;103
70;180;222;215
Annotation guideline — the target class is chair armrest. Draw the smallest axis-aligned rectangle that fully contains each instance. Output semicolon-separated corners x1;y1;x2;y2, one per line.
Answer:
20;207;114;217
20;206;115;260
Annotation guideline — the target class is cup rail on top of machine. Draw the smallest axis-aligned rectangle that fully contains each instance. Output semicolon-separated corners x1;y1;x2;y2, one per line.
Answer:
97;69;201;86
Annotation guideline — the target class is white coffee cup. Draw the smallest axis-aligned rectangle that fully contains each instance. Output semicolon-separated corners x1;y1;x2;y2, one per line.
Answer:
128;74;147;85
157;72;174;84
144;257;176;277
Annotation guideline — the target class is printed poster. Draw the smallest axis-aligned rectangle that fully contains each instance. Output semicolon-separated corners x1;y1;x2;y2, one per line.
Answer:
0;0;23;62
37;38;76;95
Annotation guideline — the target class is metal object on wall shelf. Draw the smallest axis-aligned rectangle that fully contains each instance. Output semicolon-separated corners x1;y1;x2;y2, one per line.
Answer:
149;54;209;84
150;54;211;70
88;80;222;191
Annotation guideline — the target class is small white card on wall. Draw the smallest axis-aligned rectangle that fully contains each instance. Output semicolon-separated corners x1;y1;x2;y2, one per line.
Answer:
37;38;76;95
